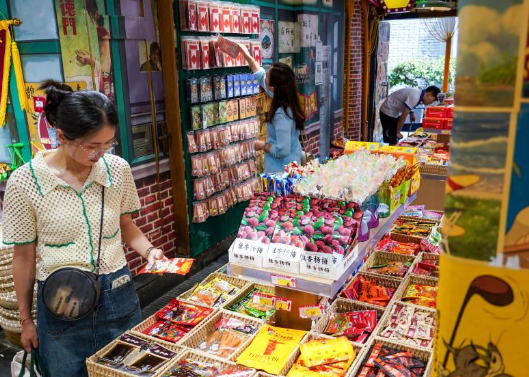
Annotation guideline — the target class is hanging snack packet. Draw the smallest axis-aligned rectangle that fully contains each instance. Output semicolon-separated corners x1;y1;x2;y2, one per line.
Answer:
237;325;307;375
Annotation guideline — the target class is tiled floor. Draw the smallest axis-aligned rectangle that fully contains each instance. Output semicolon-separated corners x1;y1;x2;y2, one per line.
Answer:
0;254;229;375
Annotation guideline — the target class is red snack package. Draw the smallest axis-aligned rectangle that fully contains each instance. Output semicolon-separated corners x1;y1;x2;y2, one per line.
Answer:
196;1;209;32
139;259;195;276
157;299;213;326
143;320;189;343
209;2;221;32
217;35;240;59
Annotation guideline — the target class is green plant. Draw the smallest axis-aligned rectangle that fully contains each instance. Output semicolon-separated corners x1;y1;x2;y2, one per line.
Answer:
389;56;456;90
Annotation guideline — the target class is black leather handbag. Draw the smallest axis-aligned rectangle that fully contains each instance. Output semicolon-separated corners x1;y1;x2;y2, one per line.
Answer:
41;186;105;321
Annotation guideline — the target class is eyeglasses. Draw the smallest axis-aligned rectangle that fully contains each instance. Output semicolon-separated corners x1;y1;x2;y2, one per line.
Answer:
78;139;118;159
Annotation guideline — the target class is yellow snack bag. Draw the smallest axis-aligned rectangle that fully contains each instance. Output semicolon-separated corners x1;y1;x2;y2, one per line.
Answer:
298;336;355;368
236;325;307;375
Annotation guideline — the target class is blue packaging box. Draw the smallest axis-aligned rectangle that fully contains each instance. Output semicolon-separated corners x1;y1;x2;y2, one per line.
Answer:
227;75;234;98
233;74;241;97
240;73;247;96
252;74;260;94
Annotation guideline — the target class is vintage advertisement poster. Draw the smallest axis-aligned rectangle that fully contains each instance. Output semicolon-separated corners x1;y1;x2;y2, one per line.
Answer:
278;21;300;54
24;82;86;154
298;14;319;48
55;0;115;99
435;0;529;376
260;19;275;66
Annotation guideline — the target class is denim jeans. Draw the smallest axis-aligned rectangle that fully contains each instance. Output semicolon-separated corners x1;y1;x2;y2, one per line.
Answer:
36;265;142;377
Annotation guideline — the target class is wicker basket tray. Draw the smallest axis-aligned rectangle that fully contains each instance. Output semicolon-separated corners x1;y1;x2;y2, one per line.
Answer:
375;301;436;350
340;272;402;310
0;305;37;321
313;297;386;348
254;373;283;377
419;163;447;176
346;337;433;377
178;272;251;309
223;283;276;322
86;331;183;377
410;252;440;280
156;349;257;377
393;275;439;309
359;251;415;279
180;309;264;361
400;210;444;225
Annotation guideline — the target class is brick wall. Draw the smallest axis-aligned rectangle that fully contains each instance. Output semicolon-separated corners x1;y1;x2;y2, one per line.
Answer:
344;0;363;142
125;172;177;276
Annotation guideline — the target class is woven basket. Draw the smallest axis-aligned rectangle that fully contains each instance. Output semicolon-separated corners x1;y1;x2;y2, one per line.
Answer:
155;349;256;377
340;272;402;309
0;255;13;267
0;265;13;278
254;373;283;377
400;210;444;225
178;272;252;309
313;297;386;348
410;252;440;280
419;163;447;176
347;337;432;377
131;302;215;347
375;301;436;350
360;251;415;279
4;329;23;348
0;305;37;321
86;331;183;377
0;280;15;292
180;309;263;361
223;283;276;322
0;287;37;311
393;275;439;309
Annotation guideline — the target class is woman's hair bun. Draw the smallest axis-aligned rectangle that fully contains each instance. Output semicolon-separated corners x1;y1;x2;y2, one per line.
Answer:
39;79;73;127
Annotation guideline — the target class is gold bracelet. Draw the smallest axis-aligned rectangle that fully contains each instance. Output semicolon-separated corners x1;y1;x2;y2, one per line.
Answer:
144;246;156;259
19;316;32;325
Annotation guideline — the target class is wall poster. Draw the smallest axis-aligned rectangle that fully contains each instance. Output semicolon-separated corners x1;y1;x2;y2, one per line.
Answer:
260;19;276;66
278;21;300;53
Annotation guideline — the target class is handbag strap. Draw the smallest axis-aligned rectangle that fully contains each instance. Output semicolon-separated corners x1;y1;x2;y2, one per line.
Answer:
96;185;105;275
18;349;49;377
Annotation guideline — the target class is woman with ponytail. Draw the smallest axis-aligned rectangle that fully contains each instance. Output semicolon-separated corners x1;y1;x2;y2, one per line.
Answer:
3;81;165;376
238;44;305;173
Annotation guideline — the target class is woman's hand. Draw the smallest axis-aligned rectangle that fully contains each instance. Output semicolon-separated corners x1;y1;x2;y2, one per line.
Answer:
147;248;165;263
237;42;252;60
21;321;39;353
254;140;265;151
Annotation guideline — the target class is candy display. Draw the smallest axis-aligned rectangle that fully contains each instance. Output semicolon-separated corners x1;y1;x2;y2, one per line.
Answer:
227;287;276;319
366;260;411;278
294;152;404;203
236;325;307;375
139;258;195;275
375;235;420;256
401;283;438;308
391;218;436;239
341;275;397;307
323;310;377;344
95;333;177;376
412;255;439;278
380;304;435;348
287;336;356;377
402;205;443;222
356;343;428;377
197;317;259;358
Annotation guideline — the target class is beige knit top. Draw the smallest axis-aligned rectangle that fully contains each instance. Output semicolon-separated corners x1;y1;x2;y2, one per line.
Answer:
2;151;141;281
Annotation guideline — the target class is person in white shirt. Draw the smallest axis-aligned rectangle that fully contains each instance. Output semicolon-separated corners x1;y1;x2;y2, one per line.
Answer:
380;86;440;144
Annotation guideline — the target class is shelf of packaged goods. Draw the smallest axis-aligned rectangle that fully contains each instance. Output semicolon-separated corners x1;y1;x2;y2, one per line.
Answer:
227;193;417;298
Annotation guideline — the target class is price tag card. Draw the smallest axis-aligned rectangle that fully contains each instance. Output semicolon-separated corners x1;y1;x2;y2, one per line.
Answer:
299;305;324;319
263;244;302;274
271;274;297;288
274;298;292;312
229;238;268;268
252;292;276;309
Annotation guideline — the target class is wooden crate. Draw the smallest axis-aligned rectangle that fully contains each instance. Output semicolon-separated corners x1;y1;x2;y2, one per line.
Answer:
158;349;256;376
346;337;433;377
86;331;183;377
181;309;264;361
340;272;402;310
359;251;415;279
178;272;252;309
375;301;436;350
313;297;385;348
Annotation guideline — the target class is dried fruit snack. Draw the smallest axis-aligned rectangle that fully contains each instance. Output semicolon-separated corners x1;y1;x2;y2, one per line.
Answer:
157;299;213;326
143;321;190;343
367;261;411;278
324;310;378;344
379;304;435;348
341;275;395;307
198;317;259;358
139;258;194;276
402;284;437;308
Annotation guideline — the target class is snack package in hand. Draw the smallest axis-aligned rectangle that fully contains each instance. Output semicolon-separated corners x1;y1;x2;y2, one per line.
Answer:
217;35;240;59
139;258;194;276
237;325;307;375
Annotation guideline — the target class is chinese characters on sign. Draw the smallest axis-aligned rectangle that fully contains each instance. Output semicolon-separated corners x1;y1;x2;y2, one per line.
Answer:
60;0;77;35
298;14;318;48
278;21;300;53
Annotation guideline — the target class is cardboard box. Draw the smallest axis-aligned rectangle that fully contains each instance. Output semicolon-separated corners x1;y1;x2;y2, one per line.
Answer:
240;73;247;96
239;97;247;119
226;75;234;98
444;118;453;130
446;106;454;118
422;117;445;130
425;106;447;118
231;99;239;120
233;74;241;97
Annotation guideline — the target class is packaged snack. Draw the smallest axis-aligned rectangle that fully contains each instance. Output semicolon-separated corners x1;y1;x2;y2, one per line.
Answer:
341;275;395;307
196;1;209;32
250;40;261;66
240;73;247;96
139;259;195;276
186;78;199;104
198;317;259;358
324;310;377;344
208;196;219;217
239;97;246;119
190;105;202;131
218;101;228;124
217;35;240;59
402;284;438;308
193;201;209;223
375;236;419;256
220;4;233;33
209;2;221;33
194;179;206;200
157;299;213;326
200;38;211;70
187;132;198;154
181;37;200;70
227;75;234;98
367;261;411;278
236;325;307;375
250;6;260;34
199;77;209;103
231;100;239;121
143;320;189;343
380;304;435;348
241;5;251;34
233;74;241;97
298;336;355;370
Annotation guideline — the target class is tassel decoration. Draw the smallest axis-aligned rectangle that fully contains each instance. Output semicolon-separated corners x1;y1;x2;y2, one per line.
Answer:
11;40;28;113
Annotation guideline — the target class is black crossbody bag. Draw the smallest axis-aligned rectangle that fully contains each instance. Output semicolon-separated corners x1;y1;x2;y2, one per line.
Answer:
41;186;105;321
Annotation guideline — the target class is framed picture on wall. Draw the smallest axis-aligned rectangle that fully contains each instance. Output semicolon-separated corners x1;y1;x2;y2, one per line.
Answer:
260;19;276;65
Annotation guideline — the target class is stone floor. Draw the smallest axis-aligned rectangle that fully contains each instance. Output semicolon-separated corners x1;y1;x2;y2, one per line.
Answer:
0;254;229;375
